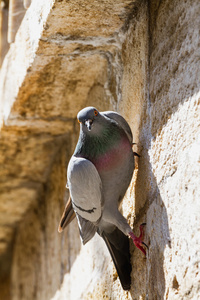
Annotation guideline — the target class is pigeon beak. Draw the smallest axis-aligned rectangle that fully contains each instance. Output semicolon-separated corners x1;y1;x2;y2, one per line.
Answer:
85;119;93;131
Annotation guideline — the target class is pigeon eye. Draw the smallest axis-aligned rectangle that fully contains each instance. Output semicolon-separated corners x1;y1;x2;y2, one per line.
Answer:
77;119;81;124
94;110;98;116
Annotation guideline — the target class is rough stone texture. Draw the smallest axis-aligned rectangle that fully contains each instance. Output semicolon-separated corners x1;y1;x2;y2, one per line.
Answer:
147;1;200;299
0;0;200;299
0;0;55;124
0;0;10;66
7;0;26;43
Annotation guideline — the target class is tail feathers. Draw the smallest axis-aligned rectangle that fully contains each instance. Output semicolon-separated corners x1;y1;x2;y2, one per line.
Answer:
101;228;132;290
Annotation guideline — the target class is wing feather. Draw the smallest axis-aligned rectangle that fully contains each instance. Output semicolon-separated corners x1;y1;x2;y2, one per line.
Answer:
67;156;102;223
76;214;97;244
102;111;133;144
58;196;75;232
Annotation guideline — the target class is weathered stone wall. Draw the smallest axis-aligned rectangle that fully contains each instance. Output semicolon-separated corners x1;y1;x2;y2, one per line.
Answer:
147;1;200;299
0;0;199;299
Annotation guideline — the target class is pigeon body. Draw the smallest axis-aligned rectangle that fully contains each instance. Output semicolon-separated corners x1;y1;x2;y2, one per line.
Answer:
59;107;147;290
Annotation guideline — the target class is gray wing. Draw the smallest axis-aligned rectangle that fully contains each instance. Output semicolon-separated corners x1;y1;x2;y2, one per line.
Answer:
102;111;133;144
67;156;102;223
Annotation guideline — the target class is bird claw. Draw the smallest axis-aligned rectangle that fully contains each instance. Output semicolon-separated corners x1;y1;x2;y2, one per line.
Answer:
129;223;148;256
142;241;149;249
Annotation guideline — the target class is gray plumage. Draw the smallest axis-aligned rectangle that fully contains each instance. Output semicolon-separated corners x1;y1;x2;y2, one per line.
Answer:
58;107;147;290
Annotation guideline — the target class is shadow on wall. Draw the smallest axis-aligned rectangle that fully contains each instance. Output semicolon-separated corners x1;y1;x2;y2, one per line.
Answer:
145;173;171;300
128;145;171;299
129;86;199;298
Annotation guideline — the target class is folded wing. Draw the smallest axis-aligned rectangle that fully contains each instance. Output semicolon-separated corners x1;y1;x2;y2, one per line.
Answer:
67;156;102;223
102;111;133;144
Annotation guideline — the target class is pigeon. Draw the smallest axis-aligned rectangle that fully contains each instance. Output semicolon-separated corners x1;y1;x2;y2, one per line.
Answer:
58;106;147;290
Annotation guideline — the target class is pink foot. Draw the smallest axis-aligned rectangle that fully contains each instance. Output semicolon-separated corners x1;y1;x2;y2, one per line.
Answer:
129;223;148;256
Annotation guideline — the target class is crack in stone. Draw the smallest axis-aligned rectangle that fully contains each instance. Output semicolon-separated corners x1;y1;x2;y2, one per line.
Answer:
40;33;121;48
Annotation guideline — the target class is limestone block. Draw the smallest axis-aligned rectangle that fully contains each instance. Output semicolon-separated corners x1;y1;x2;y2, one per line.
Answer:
120;0;150;218
0;130;67;264
42;0;136;39
149;0;200;138
0;0;55;126
147;0;200;299
10;150;71;300
118;2;150;299
10;54;111;120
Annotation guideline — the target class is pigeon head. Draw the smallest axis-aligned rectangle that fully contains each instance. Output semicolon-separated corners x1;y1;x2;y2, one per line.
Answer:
77;107;104;133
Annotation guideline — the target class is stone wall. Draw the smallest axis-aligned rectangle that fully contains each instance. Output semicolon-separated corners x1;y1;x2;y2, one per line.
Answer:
147;1;200;299
0;0;199;299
